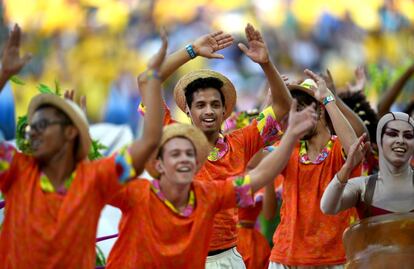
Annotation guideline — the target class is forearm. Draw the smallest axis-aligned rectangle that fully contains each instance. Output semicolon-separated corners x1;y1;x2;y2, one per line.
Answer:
377;65;414;117
263;182;277;220
249;132;296;192
130;78;164;174
158;48;191;82
260;61;292;118
336;97;368;139
325;101;357;155
320;171;357;215
0;70;11;94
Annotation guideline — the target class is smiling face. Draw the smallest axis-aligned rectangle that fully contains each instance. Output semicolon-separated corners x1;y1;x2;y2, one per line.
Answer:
381;120;414;168
156;137;198;186
28;106;77;163
188;88;225;136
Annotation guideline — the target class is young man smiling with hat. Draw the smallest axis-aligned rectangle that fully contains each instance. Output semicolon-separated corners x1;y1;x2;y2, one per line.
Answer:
106;98;318;269
139;24;292;267
0;30;167;268
263;70;365;269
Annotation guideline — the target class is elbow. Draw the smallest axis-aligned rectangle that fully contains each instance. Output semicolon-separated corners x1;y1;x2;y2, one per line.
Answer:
320;200;338;215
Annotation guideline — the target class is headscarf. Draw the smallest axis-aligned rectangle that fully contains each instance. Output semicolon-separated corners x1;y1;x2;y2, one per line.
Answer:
376;112;414;182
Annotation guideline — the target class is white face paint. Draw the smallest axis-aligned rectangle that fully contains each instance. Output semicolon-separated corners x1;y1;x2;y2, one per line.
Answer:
381;120;414;168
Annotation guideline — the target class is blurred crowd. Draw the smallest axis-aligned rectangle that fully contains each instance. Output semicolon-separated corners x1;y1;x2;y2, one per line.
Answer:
0;0;413;139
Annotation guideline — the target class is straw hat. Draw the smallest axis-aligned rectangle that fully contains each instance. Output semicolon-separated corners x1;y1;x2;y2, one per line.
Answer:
28;94;91;161
173;69;236;120
287;78;318;100
145;123;211;178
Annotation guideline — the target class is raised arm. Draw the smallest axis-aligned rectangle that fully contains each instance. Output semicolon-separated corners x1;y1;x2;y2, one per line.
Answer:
377;62;414;118
238;24;292;119
157;31;234;82
324;69;369;139
305;69;358;155
0;24;31;92
320;134;370;214
129;31;167;175
248;100;317;193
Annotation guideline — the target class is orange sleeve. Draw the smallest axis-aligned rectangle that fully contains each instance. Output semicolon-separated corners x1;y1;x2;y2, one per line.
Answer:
241;106;285;162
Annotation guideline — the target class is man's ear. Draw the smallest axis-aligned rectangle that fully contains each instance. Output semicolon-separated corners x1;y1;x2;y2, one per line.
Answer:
155;159;164;174
64;125;79;141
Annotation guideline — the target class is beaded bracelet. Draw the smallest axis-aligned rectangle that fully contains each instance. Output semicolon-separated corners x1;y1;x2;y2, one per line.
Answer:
146;69;160;80
185;44;197;59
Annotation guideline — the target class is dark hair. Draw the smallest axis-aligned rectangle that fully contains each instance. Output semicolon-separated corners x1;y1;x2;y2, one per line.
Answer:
36;104;72;125
404;100;414;116
338;91;379;144
184;77;225;107
291;90;334;133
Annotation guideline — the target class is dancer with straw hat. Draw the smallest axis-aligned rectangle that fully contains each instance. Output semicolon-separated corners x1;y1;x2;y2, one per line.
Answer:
0;30;167;268
106;99;318;269
139;23;292;267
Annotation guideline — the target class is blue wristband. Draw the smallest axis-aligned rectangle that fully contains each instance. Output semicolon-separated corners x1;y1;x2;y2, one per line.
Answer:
185;44;197;59
322;95;335;106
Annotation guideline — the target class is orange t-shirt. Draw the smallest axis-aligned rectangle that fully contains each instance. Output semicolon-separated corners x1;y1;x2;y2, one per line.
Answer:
106;179;237;269
270;137;360;266
0;144;127;269
146;104;284;251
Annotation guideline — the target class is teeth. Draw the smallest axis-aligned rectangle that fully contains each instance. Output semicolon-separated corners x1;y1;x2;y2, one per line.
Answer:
393;148;406;153
204;119;214;122
177;167;191;172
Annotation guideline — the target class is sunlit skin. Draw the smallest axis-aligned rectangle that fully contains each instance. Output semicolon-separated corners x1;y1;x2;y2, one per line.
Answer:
156;137;198;186
381;120;414;168
156;137;199;211
187;88;225;143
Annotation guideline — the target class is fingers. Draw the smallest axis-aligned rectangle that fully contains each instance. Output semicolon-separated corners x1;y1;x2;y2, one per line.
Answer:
245;24;253;42
238;43;249;54
209;53;224;59
304;69;322;82
8;24;21;48
290;99;298;113
80;96;87;114
159;27;168;50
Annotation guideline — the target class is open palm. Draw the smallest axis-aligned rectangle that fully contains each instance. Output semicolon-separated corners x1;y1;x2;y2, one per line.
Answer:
238;23;269;64
192;31;234;59
2;24;31;77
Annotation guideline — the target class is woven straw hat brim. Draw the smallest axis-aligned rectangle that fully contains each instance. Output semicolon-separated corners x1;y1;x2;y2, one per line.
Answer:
145;123;211;179
28;94;91;161
173;69;236;120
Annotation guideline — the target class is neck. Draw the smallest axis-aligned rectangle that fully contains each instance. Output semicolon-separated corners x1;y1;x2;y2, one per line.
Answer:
305;125;331;155
205;131;221;146
39;145;76;188
159;178;191;210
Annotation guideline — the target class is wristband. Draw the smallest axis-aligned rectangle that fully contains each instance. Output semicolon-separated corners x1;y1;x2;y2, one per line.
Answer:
145;69;160;80
185;44;197;59
322;95;335;106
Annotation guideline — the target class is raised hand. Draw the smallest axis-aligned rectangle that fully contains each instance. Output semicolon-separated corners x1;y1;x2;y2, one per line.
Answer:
338;133;370;183
64;89;87;114
346;66;366;93
304;69;333;103
192;30;234;59
147;28;168;71
286;99;317;139
138;28;168;90
238;23;269;64
321;69;337;95
1;24;32;78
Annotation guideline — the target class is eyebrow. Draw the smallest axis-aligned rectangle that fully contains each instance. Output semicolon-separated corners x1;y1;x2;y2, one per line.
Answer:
385;127;414;133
